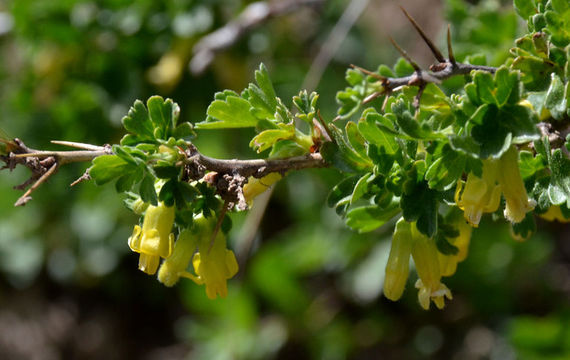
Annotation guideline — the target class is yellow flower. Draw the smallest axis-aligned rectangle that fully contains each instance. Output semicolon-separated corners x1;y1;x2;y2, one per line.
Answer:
438;220;473;277
455;159;502;227
383;218;413;301
243;173;282;204
410;223;452;310
157;227;198;287
455;146;534;226
191;224;239;299
128;201;175;275
539;206;570;223
384;219;454;310
498;146;535;223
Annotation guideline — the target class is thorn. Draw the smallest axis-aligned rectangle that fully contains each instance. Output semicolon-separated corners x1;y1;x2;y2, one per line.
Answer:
381;94;391;112
447;25;456;64
362;92;383;105
400;7;446;63
350;64;387;81
389;37;421;72
51;140;105;151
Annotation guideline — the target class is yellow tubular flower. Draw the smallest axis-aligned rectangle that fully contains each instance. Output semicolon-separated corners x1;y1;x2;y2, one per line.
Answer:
383;218;413;301
498;146;535;223
540;206;570;223
243;173;282;204
410;224;452;310
190;226;239;300
128;202;175;275
157;227;198;287
455;159;502;227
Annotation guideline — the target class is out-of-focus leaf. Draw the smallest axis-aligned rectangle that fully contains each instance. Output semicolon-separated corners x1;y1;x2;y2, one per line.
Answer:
345;202;400;233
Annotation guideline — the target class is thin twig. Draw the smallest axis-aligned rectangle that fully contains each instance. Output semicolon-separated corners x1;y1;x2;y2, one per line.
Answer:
14;163;58;206
12;150;111;165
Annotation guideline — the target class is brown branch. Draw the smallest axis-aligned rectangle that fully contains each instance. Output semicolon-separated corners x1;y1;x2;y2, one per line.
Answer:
185;144;327;179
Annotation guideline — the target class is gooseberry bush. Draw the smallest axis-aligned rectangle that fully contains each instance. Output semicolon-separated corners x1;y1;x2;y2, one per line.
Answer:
1;0;569;310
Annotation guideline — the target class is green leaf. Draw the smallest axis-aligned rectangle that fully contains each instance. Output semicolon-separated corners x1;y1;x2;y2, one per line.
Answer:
545;6;570;47
268;140;307;158
321;123;372;172
393;58;414;77
197;95;259;129
139;175;158;206
246;63;278;120
544;74;567;120
358;110;398;154
392;100;441;140
519;150;546;179
89;155;135;185
293;90;319;124
512;55;556;91
350;172;372;205
345;202;400;233
470;105;512;158
121;100;155;145
514;0;536;19
250;125;295;153
401;178;438;238
172;122;195;139
547;149;570;207
327;175;359;215
158;179;176;207
425;145;466;191
153;165;180;179
147;96;179;140
345;122;368;159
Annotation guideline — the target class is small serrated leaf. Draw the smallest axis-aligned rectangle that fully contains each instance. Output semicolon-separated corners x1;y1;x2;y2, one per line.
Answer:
198;96;259;129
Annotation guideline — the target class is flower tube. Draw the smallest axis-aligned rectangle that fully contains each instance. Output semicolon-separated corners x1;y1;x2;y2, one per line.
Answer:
128;201;175;275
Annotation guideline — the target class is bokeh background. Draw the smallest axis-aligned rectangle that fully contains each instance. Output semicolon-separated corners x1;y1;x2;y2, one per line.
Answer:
0;0;569;359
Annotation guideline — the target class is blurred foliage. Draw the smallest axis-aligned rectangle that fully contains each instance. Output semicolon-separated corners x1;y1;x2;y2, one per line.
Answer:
0;0;568;359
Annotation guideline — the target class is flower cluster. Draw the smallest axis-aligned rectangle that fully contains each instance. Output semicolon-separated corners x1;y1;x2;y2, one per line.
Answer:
384;217;472;310
455;146;535;227
128;195;238;299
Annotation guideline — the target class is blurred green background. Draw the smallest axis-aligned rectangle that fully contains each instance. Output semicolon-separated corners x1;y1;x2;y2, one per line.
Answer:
0;0;568;359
